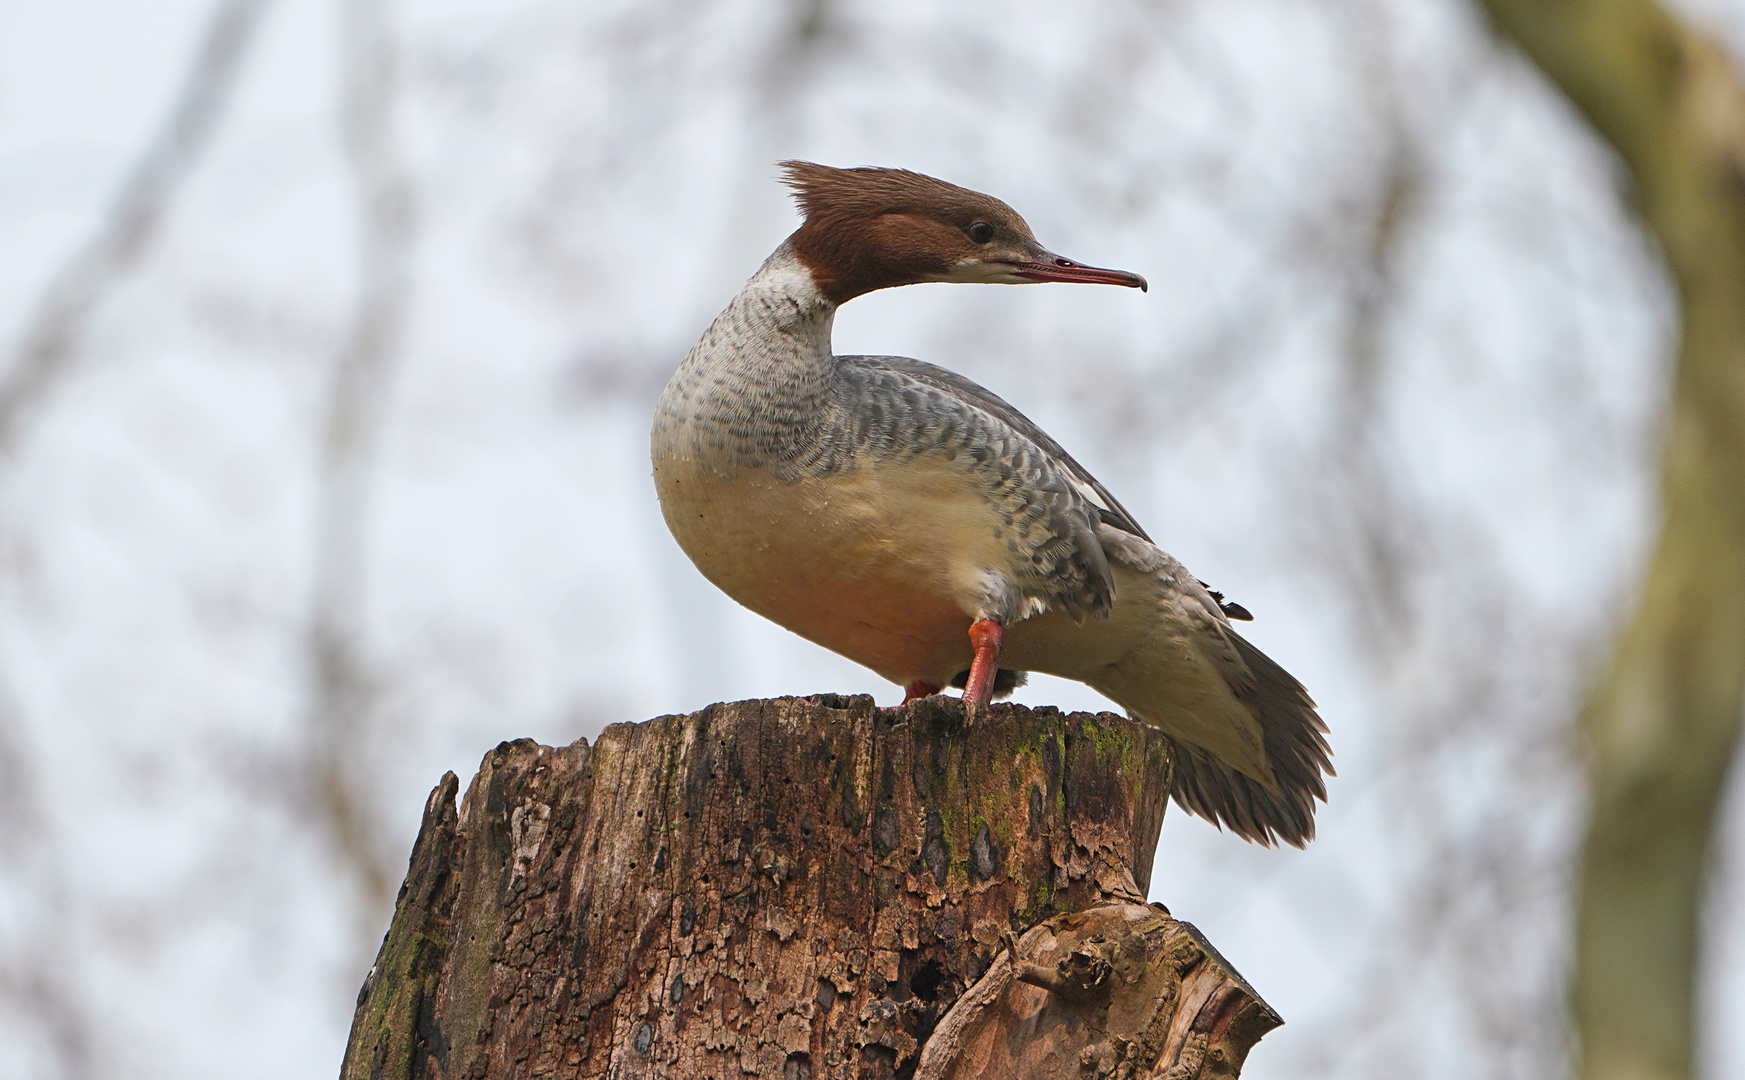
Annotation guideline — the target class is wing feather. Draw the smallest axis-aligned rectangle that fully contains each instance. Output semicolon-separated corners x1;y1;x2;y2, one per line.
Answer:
865;355;1152;541
824;355;1115;621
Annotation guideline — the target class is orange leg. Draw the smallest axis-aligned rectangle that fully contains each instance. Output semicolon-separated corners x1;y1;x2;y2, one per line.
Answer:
903;680;940;704
962;619;1004;706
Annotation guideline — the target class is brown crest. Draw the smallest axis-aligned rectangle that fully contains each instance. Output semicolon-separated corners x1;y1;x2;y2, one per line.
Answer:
779;161;1038;304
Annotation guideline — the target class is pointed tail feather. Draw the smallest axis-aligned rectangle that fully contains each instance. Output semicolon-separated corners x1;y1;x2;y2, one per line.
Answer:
1169;629;1333;848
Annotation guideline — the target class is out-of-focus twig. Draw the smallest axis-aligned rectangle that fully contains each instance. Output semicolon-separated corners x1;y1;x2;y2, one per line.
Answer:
1324;135;1423;662
307;0;417;922
0;698;94;1080
0;0;273;454
1290;7;1582;1077
0;4;273;1073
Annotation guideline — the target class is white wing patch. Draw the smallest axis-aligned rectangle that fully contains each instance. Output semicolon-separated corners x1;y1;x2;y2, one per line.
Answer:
1070;476;1112;512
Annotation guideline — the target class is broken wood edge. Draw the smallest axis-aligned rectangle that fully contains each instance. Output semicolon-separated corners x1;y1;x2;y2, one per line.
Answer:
915;900;1283;1079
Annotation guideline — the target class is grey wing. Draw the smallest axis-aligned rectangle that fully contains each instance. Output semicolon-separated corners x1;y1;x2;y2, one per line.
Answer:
878;355;1255;623
825;355;1117;622
870;355;1153;542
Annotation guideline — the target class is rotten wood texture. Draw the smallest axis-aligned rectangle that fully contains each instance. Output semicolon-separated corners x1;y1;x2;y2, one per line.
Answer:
340;694;1280;1079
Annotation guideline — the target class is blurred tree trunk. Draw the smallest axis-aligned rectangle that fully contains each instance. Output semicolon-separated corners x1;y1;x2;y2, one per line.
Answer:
1474;3;1745;1078
340;695;1280;1079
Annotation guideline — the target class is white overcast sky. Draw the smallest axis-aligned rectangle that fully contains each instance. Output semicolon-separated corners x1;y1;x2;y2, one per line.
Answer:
0;1;1741;1078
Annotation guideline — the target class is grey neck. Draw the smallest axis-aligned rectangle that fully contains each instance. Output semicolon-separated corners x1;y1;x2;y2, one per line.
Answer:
653;242;839;467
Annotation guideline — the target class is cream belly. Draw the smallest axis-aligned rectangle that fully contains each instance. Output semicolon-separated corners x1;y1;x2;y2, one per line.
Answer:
655;446;1270;785
654;452;1023;685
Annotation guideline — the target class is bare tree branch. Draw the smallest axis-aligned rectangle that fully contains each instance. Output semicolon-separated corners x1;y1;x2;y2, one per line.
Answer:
307;0;417;923
0;5;275;1072
1277;9;1589;1076
0;695;95;1080
0;0;273;453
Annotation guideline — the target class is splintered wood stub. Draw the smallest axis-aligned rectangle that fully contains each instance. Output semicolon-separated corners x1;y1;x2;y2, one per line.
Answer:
917;901;1281;1078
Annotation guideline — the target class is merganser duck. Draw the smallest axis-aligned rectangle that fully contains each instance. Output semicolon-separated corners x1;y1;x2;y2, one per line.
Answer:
651;162;1331;846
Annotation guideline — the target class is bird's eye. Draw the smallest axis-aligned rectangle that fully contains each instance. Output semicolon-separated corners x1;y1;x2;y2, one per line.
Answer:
968;221;995;244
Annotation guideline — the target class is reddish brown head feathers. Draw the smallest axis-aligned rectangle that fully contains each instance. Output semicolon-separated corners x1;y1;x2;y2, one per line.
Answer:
780;161;1147;304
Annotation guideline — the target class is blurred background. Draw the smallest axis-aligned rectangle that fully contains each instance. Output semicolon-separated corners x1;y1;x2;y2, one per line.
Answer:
0;0;1740;1077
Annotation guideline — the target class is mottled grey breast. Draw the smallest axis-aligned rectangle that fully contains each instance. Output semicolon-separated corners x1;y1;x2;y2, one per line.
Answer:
651;286;837;468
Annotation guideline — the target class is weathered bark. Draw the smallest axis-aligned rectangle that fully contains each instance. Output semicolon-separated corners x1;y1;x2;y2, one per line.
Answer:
1473;5;1745;1079
340;694;1279;1079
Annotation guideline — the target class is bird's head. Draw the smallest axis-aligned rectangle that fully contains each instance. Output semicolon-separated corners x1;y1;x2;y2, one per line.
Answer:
780;161;1148;305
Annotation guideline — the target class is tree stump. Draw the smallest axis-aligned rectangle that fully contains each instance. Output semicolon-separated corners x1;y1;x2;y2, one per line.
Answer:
340;694;1281;1079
